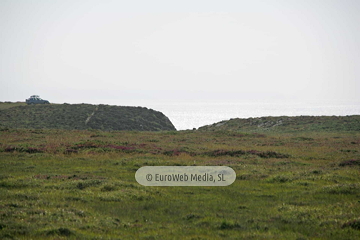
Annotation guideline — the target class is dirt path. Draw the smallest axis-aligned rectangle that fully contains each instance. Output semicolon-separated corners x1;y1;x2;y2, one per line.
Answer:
85;106;98;125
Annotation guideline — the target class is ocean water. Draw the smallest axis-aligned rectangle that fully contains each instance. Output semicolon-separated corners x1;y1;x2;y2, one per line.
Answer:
107;99;360;130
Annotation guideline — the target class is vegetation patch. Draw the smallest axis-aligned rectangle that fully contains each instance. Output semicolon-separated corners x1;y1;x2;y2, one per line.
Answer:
342;219;360;230
4;146;44;153
322;184;360;195
204;149;290;158
220;220;242;230
339;159;360;167
46;227;75;237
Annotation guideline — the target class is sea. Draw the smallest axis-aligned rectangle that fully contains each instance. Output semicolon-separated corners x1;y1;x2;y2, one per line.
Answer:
102;99;360;131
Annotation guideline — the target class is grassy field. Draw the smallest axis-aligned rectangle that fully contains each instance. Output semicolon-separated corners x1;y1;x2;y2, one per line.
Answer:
0;128;359;239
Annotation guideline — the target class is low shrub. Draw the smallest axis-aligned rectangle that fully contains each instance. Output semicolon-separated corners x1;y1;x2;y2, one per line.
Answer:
339;159;360;167
205;149;290;158
220;220;242;230
342;219;360;230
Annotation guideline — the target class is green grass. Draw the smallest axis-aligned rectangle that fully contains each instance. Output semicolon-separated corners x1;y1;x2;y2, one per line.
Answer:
0;102;27;110
198;115;360;132
0;129;360;239
0;103;176;131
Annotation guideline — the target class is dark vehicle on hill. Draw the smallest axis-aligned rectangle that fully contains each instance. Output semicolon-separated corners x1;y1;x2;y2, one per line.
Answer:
26;95;50;105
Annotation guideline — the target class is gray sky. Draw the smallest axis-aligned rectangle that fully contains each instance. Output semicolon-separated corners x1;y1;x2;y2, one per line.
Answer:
1;0;359;103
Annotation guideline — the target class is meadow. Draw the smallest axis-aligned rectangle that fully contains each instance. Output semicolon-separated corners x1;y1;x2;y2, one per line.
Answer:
0;128;360;239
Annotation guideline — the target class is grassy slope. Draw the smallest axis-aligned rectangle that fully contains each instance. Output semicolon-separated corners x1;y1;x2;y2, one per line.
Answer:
0;102;27;110
0;103;176;131
198;115;360;132
0;129;360;239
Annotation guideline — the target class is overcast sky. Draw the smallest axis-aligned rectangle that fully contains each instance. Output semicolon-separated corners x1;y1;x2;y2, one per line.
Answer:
1;0;359;104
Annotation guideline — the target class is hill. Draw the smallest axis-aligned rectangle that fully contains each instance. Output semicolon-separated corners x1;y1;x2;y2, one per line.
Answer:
0;102;176;131
198;115;360;132
0;101;27;110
